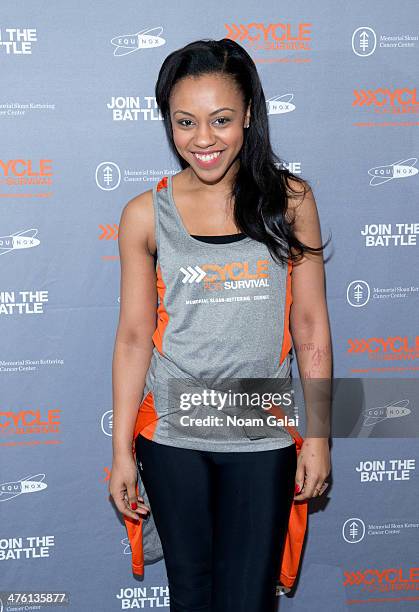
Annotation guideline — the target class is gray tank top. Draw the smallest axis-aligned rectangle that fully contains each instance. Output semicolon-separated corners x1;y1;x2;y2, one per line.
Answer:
138;173;295;452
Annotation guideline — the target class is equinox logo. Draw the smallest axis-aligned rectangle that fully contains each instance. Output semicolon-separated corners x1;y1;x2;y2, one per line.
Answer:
0;474;47;501
363;400;410;426
0;229;40;256
111;27;166;56
266;94;296;114
368;157;418;186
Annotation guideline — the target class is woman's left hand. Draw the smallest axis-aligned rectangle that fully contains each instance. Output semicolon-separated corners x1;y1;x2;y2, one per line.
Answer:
293;437;331;500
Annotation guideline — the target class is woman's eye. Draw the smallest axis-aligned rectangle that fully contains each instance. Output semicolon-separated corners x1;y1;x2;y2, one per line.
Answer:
214;117;231;126
178;119;194;127
177;117;231;127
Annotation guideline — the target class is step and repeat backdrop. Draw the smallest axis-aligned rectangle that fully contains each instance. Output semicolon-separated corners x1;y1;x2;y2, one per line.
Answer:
1;1;418;611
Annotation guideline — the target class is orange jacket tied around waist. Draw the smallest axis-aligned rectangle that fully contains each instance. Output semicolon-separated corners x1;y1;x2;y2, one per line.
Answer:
122;391;309;593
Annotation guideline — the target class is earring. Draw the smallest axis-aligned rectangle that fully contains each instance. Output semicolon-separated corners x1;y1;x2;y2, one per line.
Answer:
244;123;250;129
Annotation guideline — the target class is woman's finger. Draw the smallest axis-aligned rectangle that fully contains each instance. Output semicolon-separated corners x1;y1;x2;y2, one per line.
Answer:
294;473;319;500
111;488;143;521
294;463;306;499
113;486;150;520
126;482;151;513
313;481;329;497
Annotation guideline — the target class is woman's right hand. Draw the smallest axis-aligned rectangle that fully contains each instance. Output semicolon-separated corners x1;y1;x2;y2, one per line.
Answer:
108;453;151;521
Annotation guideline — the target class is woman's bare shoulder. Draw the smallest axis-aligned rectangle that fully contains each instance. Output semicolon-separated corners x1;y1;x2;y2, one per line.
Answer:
124;187;154;218
119;187;156;255
284;176;315;224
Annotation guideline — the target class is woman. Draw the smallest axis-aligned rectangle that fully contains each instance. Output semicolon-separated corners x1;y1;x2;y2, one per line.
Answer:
109;38;332;612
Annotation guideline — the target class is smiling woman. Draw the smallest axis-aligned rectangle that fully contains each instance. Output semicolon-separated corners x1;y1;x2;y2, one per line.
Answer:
109;37;332;612
170;77;249;177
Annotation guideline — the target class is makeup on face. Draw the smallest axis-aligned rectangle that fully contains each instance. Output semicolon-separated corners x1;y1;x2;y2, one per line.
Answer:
169;75;250;174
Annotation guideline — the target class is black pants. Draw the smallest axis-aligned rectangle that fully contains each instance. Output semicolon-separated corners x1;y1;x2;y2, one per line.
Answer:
135;434;297;612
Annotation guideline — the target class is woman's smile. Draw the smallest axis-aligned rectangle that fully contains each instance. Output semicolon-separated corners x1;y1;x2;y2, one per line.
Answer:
191;150;224;168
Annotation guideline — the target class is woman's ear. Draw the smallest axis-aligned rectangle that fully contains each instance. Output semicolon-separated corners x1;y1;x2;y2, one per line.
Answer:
244;100;252;128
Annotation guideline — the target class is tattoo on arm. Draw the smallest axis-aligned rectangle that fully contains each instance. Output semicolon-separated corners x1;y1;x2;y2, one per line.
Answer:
294;342;332;379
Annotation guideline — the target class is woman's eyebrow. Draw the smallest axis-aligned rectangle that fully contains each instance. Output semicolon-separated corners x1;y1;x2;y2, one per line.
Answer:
173;107;237;117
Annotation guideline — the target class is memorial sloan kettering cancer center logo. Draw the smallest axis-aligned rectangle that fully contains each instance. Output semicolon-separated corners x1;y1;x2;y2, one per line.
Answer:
352;25;418;57
180;258;270;291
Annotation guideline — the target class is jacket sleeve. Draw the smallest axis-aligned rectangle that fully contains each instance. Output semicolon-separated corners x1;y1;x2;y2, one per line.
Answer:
279;433;308;589
270;402;309;590
122;394;152;577
124;486;145;577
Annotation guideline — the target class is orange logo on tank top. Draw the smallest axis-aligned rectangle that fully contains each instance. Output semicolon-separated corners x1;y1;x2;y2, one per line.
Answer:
179;259;270;291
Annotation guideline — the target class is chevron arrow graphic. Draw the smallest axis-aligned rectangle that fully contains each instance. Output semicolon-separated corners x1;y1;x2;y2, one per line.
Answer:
180;266;207;284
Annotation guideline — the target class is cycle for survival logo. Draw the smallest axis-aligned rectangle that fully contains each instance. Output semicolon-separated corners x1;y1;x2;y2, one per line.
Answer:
180;258;270;292
179;258;273;306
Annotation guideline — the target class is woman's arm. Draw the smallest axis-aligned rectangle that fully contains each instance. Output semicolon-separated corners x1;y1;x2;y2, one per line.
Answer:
109;189;157;520
288;182;332;382
287;180;332;499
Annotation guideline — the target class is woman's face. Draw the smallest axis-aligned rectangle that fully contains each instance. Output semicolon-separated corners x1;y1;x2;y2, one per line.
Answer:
169;73;251;181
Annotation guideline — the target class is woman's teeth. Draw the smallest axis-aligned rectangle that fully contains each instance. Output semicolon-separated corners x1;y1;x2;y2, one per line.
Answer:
193;151;221;161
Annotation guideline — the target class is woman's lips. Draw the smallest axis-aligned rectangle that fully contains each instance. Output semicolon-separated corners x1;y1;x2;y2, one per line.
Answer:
191;150;224;168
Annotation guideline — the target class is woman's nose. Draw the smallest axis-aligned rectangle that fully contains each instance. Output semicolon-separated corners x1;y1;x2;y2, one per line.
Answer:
193;124;216;148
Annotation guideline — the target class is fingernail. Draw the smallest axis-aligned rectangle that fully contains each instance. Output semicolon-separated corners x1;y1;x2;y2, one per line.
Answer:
295;484;301;494
131;502;138;510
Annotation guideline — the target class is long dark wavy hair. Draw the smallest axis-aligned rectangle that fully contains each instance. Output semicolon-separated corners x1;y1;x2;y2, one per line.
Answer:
155;37;330;265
